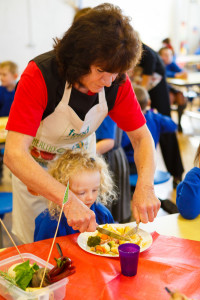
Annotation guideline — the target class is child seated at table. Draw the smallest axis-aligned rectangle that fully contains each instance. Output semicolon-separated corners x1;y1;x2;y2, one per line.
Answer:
158;47;187;132
161;37;176;60
122;85;179;214
0;61;18;183
176;144;200;220
122;85;177;174
158;47;188;79
0;61;18;117
34;149;115;241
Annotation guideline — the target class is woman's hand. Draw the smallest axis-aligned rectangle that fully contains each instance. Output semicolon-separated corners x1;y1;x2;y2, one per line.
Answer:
132;183;160;223
64;190;98;232
127;125;161;223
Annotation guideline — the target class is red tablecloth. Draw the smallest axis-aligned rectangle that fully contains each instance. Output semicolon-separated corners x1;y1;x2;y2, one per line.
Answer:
0;232;200;300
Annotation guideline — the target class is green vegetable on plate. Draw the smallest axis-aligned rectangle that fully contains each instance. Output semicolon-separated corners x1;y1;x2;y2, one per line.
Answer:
87;236;101;247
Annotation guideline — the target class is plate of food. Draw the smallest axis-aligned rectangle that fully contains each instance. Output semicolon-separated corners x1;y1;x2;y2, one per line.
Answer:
77;223;153;257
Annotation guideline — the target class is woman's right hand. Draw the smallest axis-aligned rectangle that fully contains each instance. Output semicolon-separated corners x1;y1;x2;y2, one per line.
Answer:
63;190;98;232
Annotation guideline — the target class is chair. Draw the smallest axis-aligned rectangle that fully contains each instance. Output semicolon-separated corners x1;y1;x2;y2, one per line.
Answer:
0;192;13;248
129;170;171;187
183;90;198;109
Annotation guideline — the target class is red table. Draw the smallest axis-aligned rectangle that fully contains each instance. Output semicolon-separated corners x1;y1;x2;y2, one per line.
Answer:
0;232;200;300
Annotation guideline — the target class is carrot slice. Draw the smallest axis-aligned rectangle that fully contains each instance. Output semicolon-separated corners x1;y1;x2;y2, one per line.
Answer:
96;245;106;253
101;234;109;240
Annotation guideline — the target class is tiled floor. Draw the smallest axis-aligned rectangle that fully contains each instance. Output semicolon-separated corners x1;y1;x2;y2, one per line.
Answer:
0;102;199;248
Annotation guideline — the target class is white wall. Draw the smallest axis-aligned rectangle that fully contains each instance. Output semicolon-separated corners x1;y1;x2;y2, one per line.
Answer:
0;0;75;74
82;0;200;54
174;0;200;54
0;0;200;76
82;0;175;51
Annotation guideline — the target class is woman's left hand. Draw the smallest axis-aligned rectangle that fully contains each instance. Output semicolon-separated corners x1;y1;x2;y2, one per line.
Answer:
63;189;98;232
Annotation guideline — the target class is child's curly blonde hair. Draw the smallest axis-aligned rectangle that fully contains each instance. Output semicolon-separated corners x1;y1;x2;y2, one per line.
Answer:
48;149;116;218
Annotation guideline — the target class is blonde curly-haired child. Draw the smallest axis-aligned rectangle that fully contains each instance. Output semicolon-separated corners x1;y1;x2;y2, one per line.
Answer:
34;149;116;241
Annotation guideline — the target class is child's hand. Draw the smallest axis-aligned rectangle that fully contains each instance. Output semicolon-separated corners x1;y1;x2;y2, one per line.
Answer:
150;108;158;113
196;63;200;71
175;72;188;79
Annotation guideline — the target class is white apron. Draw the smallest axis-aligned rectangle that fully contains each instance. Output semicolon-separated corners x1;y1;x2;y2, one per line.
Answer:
12;85;108;244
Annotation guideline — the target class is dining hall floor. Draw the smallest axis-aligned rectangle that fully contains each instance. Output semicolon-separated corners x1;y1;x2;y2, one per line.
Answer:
0;101;200;248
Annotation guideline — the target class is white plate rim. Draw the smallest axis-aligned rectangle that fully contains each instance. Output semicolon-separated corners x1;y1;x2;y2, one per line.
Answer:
77;223;153;257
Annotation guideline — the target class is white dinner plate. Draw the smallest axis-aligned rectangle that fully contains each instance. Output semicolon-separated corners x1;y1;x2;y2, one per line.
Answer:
77;224;153;257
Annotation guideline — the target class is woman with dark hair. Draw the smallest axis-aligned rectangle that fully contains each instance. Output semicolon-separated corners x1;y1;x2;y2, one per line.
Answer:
4;3;160;244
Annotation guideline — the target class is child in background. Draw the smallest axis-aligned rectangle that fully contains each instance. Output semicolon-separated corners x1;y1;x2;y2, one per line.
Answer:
176;144;200;220
158;47;188;79
34;149;115;241
122;85;179;213
96;115;116;155
158;47;187;132
0;61;18;183
0;61;18;117
122;85;177;174
162;37;176;58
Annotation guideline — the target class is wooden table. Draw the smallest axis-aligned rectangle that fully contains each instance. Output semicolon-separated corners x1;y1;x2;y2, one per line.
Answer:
0;213;200;299
167;72;200;88
167;73;200;116
134;213;200;242
176;54;200;68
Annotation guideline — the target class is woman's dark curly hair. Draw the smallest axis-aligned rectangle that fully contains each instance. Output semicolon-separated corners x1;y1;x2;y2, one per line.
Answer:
54;3;142;86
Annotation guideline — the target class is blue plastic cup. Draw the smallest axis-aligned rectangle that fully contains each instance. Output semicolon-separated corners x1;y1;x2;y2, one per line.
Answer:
118;243;140;276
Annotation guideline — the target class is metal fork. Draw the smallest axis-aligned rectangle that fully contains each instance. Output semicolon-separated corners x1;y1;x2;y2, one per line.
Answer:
124;223;140;237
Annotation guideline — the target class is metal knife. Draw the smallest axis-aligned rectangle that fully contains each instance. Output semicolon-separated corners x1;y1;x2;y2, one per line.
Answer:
96;226;131;241
124;223;140;237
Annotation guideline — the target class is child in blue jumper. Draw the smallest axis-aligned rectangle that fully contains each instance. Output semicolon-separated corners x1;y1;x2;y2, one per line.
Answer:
0;61;18;117
122;85;179;214
34;149;115;241
176;144;200;220
122;85;177;174
158;47;187;132
0;61;18;181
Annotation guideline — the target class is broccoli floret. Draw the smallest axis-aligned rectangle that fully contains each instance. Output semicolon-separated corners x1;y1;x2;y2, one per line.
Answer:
108;241;115;248
87;236;101;247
